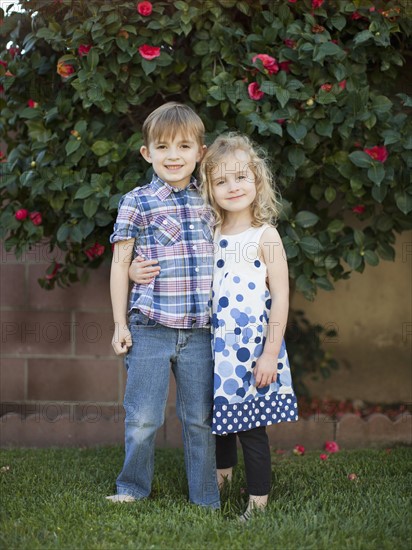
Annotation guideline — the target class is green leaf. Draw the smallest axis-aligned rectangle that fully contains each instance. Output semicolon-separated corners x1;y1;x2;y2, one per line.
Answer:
330;14;346;31
315;120;333;137
56;224;70;242
286;122;307;142
372;95;392;115
395;191;412;215
364;250;379;266
372;183;388;203
324;187;336;203
295;211;319;228
296;274;314;294
141;59;157;76
346;250;362;270
65;139;81;156
367;163;385;186
315;277;334;291
349;151;373;168
327;219;344;233
74;186;95;200
288;148;305;168
300;237;322;255
87;48;99;71
324;255;338;269
83;198;98;218
353;30;373;45
91;140;113;156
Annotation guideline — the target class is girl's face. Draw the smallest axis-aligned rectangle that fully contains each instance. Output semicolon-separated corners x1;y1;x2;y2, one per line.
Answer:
210;149;257;216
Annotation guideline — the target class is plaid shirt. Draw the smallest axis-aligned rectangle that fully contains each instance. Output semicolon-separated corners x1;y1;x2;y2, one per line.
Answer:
110;174;214;329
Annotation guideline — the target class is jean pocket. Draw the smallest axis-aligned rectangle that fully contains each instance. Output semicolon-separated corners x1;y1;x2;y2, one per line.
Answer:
151;214;182;246
128;311;157;327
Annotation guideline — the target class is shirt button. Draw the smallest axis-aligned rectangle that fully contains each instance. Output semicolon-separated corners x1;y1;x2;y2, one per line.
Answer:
193;245;197;250
196;287;200;293
162;219;168;225
195;267;199;273
189;224;194;229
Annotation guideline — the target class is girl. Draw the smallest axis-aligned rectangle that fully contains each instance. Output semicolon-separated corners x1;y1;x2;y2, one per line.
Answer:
200;134;298;520
130;133;298;520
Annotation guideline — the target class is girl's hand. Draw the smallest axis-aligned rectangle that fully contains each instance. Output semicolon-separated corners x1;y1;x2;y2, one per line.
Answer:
112;324;132;356
253;353;278;388
129;255;161;284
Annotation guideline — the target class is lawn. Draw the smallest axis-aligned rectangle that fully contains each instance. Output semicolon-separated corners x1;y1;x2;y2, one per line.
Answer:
0;446;411;549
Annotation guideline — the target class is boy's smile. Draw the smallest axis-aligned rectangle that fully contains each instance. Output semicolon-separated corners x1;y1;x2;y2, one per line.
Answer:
140;132;205;189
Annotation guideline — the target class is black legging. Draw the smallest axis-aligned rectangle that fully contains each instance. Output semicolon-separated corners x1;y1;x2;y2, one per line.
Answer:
215;426;271;496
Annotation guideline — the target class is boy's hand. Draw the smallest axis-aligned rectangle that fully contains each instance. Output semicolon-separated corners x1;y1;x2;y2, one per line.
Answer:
253;353;278;388
112;324;133;356
129;255;161;284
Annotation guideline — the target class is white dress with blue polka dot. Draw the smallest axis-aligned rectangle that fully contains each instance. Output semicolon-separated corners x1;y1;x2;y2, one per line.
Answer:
211;225;298;435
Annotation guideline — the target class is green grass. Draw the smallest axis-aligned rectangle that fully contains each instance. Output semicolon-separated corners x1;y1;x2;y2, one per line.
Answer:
1;446;411;549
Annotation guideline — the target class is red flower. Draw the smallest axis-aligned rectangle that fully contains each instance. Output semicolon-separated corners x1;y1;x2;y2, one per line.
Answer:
351;11;362;20
0;60;7;68
57;61;75;78
288;0;297;3
0;85;4;93
277;119;286;125
248;82;264;101
312;0;324;8
321;83;333;92
137;1;153;16
284;39;296;49
338;80;347;90
279;61;291;73
293;445;305;456
320;453;329;461
84;243;105;261
28;99;38;108
324;441;340;453
138;44;161;60
29;211;42;226
252;54;279;75
364;146;388;163
45;262;62;281
15;209;29;221
8;46;19;58
352;205;365;214
78;44;92;57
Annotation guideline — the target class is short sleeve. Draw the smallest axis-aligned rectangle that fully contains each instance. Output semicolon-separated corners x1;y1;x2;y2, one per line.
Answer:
109;192;142;244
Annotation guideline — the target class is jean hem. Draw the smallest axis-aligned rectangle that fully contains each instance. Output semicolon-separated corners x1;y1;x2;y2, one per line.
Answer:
116;485;148;500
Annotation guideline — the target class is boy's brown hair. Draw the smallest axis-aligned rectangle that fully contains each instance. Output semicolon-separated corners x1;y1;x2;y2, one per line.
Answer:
142;102;205;147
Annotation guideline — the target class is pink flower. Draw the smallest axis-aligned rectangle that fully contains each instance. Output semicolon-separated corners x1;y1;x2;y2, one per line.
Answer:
277;119;286;125
312;0;324;8
15;209;29;221
321;83;333;92
324;441;340;453
248;82;264;101
364;146;388;163
137;1;153;16
320;453;329;460
338;80;347;90
29;211;42;226
84;243;105;261
293;445;305;456
252;54;279;75
138;44;161;60
352;205;365;214
28;99;38;108
284;39;296;48
0;60;7;68
45;262;61;281
78;44;92;57
347;473;358;481
8;46;19;58
57;62;75;78
279;61;291;73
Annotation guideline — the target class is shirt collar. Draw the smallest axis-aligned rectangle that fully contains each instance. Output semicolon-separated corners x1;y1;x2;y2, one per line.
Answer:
151;174;199;201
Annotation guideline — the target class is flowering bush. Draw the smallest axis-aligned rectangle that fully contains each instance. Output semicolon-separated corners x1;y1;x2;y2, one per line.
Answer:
0;0;411;295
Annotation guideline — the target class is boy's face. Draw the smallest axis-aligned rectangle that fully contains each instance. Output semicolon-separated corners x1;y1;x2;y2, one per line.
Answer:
140;132;205;189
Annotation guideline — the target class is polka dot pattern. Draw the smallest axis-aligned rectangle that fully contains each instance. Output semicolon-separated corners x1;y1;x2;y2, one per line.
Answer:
212;225;298;435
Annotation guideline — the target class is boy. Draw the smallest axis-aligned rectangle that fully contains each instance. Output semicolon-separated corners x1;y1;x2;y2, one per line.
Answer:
107;103;219;509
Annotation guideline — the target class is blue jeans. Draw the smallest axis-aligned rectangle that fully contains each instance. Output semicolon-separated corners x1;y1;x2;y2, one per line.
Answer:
116;311;220;509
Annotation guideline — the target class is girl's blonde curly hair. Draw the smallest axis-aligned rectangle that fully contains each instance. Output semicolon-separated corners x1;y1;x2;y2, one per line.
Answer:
200;133;280;227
